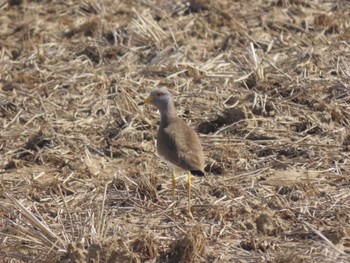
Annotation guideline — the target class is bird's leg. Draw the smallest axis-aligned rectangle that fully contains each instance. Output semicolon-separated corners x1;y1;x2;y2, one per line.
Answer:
172;170;176;203
171;171;176;215
187;172;191;213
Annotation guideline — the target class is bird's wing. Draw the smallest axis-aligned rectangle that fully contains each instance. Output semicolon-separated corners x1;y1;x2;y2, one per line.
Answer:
162;117;204;172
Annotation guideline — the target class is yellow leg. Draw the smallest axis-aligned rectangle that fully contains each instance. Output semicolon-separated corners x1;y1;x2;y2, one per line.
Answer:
188;172;191;212
172;171;176;203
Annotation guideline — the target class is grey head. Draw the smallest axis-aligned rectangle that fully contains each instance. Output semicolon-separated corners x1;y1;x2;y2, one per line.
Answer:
144;87;175;115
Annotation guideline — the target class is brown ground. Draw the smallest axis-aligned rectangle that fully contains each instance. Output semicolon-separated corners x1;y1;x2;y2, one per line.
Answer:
1;0;350;262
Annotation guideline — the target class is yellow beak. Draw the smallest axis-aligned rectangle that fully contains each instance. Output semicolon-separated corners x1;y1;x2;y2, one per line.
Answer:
144;96;152;104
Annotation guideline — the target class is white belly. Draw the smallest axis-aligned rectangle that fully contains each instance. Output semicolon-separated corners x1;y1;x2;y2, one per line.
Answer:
158;154;186;173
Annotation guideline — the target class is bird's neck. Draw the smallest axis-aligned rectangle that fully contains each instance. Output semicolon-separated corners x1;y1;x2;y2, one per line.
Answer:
159;102;177;123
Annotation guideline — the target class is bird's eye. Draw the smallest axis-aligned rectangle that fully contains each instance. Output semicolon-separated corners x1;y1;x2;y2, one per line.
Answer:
156;92;162;97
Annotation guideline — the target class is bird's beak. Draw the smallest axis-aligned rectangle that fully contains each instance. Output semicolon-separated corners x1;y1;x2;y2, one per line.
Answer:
144;96;152;104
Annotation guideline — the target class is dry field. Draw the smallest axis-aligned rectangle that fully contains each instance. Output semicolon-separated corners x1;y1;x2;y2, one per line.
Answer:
1;0;350;262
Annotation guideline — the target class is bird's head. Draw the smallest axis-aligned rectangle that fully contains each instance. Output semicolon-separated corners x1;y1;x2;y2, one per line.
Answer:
144;87;172;110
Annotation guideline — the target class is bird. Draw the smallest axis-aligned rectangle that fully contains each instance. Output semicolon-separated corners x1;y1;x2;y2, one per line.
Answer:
144;87;205;214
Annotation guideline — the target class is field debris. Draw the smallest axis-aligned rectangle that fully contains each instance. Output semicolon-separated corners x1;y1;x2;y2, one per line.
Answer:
1;0;350;262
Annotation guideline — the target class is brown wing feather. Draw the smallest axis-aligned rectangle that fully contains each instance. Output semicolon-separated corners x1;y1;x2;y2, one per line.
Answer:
157;116;205;172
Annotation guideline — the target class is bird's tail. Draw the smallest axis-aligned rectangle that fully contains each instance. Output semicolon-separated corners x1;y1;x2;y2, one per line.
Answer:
190;170;205;176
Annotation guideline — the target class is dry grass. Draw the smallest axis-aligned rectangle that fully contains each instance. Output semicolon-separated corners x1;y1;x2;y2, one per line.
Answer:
1;0;350;262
